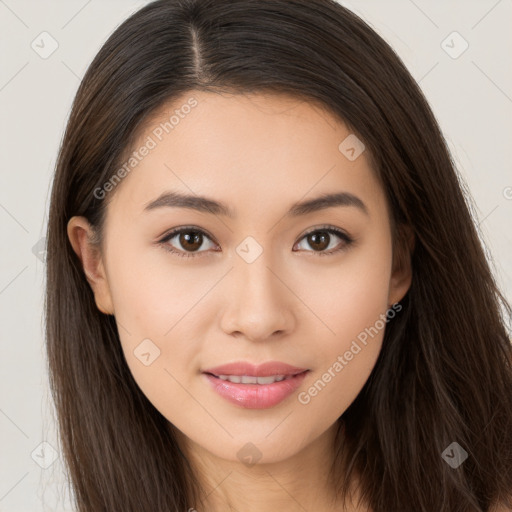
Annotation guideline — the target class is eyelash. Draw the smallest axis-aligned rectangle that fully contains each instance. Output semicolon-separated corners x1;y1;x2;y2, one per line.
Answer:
157;224;354;259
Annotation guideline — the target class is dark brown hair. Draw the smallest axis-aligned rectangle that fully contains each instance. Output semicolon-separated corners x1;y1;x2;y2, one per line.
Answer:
45;0;512;510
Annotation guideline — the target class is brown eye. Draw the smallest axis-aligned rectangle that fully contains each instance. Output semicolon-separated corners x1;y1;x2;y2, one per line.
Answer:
294;227;353;255
160;227;217;258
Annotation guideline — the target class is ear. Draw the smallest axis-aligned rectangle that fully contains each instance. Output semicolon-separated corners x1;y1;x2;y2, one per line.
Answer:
388;222;414;306
67;216;114;315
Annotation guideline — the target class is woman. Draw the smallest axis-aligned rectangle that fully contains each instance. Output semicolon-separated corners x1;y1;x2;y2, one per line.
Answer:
45;0;512;510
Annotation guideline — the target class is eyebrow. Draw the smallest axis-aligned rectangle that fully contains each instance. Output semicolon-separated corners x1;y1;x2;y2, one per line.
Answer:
143;190;369;218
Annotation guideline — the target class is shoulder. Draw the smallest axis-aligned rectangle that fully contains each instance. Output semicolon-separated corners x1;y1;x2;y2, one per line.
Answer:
489;500;512;512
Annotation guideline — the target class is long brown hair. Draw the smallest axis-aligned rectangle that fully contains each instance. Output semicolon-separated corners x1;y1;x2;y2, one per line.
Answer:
45;0;512;510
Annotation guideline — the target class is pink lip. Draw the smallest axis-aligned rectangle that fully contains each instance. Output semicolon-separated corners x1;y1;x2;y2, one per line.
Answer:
202;361;309;409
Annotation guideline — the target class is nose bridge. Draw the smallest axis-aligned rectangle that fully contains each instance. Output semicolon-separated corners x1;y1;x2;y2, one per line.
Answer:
220;242;294;340
237;250;278;302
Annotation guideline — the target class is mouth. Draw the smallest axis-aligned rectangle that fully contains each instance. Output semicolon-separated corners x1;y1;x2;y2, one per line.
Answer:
201;361;310;409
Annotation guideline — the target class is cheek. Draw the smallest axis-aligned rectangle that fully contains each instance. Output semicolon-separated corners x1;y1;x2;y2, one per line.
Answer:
106;237;206;335
298;232;392;349
105;241;215;399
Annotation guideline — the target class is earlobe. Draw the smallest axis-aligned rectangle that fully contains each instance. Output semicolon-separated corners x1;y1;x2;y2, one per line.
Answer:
388;223;414;306
67;216;115;315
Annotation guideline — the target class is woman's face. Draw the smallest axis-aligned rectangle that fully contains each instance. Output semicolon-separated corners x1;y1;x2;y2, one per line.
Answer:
69;91;411;464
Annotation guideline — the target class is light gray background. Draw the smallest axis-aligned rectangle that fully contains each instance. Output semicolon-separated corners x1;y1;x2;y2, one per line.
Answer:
1;1;511;510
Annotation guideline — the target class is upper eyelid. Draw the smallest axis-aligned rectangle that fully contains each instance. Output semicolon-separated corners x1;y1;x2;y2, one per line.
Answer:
159;226;218;244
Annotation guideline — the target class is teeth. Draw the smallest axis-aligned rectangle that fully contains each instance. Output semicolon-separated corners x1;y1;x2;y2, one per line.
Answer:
216;374;287;384
259;375;288;384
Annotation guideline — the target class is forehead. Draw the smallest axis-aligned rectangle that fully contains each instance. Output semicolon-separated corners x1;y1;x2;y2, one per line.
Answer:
106;90;386;222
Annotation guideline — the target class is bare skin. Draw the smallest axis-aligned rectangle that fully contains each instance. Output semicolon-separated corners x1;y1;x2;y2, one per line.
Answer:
68;90;412;511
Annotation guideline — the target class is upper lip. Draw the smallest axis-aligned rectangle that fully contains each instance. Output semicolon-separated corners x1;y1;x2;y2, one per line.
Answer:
203;361;308;377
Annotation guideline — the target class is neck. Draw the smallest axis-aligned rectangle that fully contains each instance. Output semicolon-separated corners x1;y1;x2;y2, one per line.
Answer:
176;422;365;512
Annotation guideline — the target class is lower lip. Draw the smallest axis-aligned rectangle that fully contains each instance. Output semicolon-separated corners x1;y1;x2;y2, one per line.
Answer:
203;371;309;409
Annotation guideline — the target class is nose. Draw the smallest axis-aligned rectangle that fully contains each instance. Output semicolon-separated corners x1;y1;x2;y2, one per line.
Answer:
219;252;296;342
